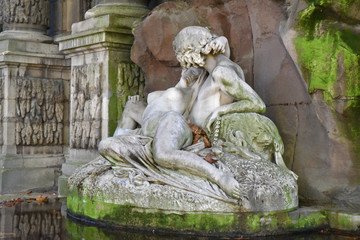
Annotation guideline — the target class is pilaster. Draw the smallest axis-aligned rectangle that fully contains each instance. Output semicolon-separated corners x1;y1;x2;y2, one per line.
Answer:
56;0;149;196
0;0;70;193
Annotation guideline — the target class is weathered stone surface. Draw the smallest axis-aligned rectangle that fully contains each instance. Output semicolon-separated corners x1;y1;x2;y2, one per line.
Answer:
66;158;360;236
71;146;297;212
0;37;70;194
0;0;52;42
131;0;360;207
132;0;254;92
265;105;298;170
56;1;149;197
0;201;65;239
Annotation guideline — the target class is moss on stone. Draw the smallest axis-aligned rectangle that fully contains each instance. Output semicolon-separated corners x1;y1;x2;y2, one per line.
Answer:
295;0;360;169
67;185;360;236
246;214;261;231
328;211;360;232
282;210;328;230
305;0;359;21
67;188;241;233
343;100;360;162
295;31;359;99
296;0;360;99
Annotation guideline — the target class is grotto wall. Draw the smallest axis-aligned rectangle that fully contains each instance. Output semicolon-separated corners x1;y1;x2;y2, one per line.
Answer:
0;0;358;208
130;0;360;207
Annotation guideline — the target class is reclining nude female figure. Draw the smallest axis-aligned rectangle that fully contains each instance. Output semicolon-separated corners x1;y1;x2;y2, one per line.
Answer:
101;65;243;198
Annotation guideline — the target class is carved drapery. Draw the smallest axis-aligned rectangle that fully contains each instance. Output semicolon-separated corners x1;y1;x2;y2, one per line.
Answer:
70;63;102;149
0;0;50;31
15;77;64;146
117;62;145;118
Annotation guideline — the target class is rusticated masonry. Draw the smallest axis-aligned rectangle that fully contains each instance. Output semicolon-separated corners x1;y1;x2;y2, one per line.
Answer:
117;62;145;116
70;63;102;149
0;0;49;26
12;211;63;239
15;78;64;146
0;77;3;146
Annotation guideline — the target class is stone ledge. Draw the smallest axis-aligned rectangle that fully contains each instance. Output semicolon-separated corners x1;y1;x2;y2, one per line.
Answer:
0;167;58;194
67;188;360;236
57;30;134;54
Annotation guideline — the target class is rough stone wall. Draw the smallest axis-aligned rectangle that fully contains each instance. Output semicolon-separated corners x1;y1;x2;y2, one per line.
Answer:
12;211;63;239
132;0;254;93
70;63;102;149
117;62;145;121
0;0;49;27
15;78;64;146
288;0;360;208
0;76;3;146
131;0;360;206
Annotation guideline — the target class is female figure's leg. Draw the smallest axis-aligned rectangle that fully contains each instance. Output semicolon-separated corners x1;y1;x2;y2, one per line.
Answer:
152;111;241;199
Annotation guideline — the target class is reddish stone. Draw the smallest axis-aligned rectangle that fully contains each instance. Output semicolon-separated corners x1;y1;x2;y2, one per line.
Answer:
130;0;360;206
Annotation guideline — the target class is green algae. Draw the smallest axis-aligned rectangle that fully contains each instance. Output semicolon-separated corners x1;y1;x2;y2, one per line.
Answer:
246;214;261;231
328;211;360;232
67;188;240;233
295;31;359;99
295;0;360;166
68;185;360;235
284;211;328;230
296;0;360;99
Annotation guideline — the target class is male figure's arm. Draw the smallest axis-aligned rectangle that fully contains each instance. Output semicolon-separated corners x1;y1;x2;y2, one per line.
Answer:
203;65;266;133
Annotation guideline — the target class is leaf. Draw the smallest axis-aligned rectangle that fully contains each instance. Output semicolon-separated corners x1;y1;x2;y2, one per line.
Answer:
203;136;211;148
36;196;48;204
204;153;217;164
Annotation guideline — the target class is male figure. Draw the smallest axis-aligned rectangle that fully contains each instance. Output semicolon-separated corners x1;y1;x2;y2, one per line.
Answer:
172;26;266;134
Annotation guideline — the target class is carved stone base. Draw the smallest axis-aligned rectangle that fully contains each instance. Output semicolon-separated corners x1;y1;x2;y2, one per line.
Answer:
67;156;298;234
0;30;53;43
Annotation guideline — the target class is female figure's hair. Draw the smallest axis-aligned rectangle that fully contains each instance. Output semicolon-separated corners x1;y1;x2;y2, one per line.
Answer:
173;26;218;69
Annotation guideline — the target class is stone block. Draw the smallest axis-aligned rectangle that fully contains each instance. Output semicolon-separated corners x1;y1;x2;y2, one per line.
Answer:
58;175;69;197
0;167;56;193
61;163;85;176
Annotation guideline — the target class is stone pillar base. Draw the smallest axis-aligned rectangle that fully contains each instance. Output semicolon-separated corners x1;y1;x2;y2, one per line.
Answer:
0;39;70;194
0;30;53;43
57;2;149;196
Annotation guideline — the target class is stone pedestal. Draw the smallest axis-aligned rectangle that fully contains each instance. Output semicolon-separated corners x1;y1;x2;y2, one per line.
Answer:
56;0;149;196
0;0;70;194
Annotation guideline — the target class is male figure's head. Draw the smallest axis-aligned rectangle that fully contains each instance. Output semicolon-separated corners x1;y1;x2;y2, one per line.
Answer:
173;26;220;69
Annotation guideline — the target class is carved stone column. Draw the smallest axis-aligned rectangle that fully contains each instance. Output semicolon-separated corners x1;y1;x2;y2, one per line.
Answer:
57;0;149;195
0;0;70;193
0;0;52;42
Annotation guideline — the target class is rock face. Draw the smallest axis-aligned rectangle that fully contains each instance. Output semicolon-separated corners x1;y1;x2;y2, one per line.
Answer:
131;0;360;207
